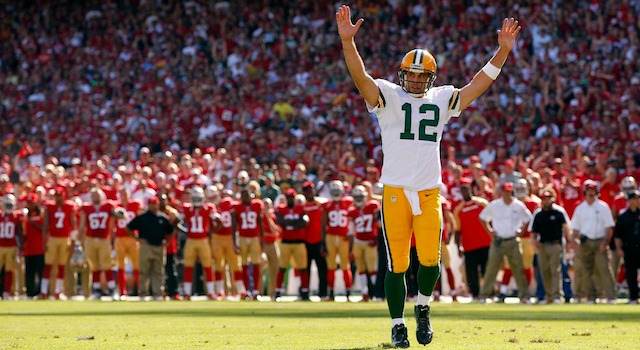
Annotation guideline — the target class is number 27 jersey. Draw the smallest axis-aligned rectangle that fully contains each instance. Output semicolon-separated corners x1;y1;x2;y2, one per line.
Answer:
367;79;461;191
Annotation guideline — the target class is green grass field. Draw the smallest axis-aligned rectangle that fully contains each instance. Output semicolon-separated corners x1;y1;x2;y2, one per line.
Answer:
1;300;639;349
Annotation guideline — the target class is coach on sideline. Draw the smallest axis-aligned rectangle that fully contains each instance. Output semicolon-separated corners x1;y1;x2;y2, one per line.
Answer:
127;196;175;299
613;190;640;304
529;189;572;304
478;182;532;303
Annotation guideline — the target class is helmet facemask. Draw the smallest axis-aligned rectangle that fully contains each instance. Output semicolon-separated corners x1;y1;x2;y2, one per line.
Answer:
398;69;436;97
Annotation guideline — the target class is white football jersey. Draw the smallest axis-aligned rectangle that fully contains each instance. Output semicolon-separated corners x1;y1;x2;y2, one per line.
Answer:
367;79;461;191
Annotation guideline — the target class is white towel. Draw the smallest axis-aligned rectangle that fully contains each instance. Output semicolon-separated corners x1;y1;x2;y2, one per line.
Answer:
403;189;423;216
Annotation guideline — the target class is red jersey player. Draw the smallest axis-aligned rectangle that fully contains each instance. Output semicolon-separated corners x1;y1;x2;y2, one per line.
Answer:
79;188;120;299
347;185;380;301
181;186;218;299
113;188;143;297
210;191;245;298
232;189;264;298
275;188;309;300
322;180;354;299
0;194;23;299
41;186;77;299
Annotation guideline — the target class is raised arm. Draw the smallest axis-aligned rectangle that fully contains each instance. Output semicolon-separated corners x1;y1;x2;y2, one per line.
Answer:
458;18;521;111
336;5;379;107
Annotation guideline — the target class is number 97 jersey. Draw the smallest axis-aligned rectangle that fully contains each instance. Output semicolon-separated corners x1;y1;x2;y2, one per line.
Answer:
367;78;461;191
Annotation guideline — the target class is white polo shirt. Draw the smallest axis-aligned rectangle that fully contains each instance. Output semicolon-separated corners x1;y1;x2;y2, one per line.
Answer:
571;199;614;239
479;197;532;239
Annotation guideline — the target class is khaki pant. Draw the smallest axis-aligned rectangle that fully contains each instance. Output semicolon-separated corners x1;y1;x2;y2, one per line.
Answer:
115;236;139;269
441;241;450;268
280;243;307;269
574;238;615;300
45;237;70;266
139;243;165;297
538;243;563;301
239;236;261;265
84;237;112;271
211;234;241;272
326;234;350;270
481;238;530;298
353;241;377;273
502;237;534;270
183;238;211;268
0;246;16;271
263;241;280;297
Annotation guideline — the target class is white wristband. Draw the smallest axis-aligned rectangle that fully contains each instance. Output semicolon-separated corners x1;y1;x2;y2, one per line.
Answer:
482;62;501;80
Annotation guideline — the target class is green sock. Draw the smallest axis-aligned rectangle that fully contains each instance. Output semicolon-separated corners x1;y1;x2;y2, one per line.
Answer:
418;264;440;296
385;271;407;319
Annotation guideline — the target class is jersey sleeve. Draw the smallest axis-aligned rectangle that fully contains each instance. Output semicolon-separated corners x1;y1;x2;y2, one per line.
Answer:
442;85;461;119
366;79;397;115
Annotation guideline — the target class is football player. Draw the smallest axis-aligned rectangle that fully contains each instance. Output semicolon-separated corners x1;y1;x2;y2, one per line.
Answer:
181;186;218;299
78;188;121;299
432;195;458;302
611;176;638;291
302;181;329;299
275;188;310;300
347;185;380;302
337;5;521;347
210;190;246;298
0;194;23;299
41;186;76;299
322;180;354;299
113;188;143;298
233;188;264;299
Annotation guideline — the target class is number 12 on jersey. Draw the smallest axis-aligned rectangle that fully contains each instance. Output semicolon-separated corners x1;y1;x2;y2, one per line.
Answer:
400;102;440;142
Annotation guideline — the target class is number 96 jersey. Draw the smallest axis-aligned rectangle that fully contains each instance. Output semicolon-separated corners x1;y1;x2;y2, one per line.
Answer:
323;198;353;236
367;79;461;191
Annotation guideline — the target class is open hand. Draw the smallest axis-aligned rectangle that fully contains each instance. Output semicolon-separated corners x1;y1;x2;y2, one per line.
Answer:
336;5;363;42
497;18;521;51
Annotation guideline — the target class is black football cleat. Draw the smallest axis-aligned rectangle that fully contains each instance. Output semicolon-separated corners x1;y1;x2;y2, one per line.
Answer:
415;304;434;345
391;324;410;348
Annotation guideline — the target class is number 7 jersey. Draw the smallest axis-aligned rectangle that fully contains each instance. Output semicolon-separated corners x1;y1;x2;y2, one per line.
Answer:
367;79;461;191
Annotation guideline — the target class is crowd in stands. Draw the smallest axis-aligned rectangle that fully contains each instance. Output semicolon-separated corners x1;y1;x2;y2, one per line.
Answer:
1;1;639;302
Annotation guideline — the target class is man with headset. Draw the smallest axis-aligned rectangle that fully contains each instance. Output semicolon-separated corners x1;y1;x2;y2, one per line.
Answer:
571;180;616;303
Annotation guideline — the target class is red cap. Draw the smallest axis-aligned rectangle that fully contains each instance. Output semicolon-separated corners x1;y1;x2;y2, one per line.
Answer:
285;188;297;197
460;177;473;186
302;181;315;189
147;196;160;204
504;159;515;168
54;186;66;196
501;182;514;191
26;193;39;203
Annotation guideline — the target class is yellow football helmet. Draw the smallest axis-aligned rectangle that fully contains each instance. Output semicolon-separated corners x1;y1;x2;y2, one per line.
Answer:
398;49;437;95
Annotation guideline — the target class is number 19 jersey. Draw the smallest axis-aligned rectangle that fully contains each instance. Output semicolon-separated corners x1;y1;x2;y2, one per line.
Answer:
367;79;461;191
